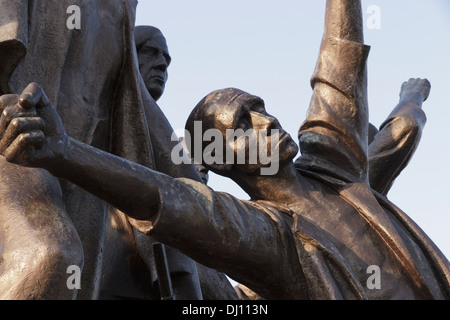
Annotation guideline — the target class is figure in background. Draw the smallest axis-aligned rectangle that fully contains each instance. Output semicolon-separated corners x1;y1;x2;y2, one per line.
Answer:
135;26;171;102
0;1;219;300
99;23;202;300
129;25;237;300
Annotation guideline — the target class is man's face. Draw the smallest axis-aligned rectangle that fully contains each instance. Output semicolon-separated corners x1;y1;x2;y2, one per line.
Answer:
207;90;299;174
137;32;171;101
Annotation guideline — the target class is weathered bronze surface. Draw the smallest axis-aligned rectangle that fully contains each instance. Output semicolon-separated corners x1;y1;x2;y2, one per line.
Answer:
0;0;234;300
0;0;448;300
132;24;238;300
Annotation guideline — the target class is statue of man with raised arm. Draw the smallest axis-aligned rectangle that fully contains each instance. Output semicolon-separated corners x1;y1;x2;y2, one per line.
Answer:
1;0;448;299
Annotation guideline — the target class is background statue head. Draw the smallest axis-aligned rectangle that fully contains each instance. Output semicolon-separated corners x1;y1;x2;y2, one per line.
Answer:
135;26;171;101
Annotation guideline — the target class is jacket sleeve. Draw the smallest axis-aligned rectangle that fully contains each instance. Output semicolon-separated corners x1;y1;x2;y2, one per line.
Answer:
296;34;371;183
369;102;426;195
127;176;300;297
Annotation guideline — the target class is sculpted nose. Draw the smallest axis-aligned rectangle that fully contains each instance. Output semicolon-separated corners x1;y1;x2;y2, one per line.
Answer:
268;116;281;130
251;112;281;134
154;54;168;71
264;113;281;129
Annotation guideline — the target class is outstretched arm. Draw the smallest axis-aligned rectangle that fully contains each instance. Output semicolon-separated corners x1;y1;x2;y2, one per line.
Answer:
296;0;370;183
0;83;163;221
369;78;430;195
0;83;301;298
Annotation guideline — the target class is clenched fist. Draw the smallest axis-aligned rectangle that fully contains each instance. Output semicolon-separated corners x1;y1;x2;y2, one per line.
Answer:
400;78;431;103
0;82;68;170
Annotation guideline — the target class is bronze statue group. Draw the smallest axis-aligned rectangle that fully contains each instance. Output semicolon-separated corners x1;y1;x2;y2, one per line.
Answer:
0;0;448;300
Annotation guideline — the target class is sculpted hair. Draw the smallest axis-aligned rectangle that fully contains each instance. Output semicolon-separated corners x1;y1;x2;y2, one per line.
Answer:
134;25;164;52
185;95;209;165
185;89;245;176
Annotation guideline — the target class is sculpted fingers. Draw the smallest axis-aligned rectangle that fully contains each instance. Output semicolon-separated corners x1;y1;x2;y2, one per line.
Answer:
0;83;66;168
0;105;38;140
400;78;431;102
4;131;45;165
0;117;45;154
19;82;50;110
0;83;50;165
418;78;431;101
0;94;18;113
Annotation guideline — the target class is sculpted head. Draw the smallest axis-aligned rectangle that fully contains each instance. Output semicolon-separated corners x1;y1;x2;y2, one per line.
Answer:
185;88;298;178
135;26;171;101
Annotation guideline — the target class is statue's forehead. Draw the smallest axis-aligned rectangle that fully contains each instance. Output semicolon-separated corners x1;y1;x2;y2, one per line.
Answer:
203;89;262;130
143;32;169;53
205;89;259;109
204;89;244;120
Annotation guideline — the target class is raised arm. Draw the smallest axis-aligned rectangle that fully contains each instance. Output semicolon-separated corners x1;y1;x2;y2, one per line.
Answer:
369;78;430;195
322;0;364;42
296;0;370;183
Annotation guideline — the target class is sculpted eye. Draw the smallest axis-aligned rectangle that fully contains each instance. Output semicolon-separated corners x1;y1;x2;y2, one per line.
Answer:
237;114;250;130
164;54;172;65
253;105;265;114
142;47;158;56
249;100;266;114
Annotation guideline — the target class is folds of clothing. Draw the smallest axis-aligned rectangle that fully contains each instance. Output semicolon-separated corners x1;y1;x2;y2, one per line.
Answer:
0;0;95;299
112;0;450;301
297;35;370;183
138;0;450;300
3;0;135;299
0;161;83;299
0;0;231;300
368;102;427;195
129;176;308;300
127;12;450;298
0;0;28;95
131;167;450;299
292;11;449;299
336;181;448;299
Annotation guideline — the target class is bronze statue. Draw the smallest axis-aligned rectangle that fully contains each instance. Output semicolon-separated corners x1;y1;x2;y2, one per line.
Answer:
233;76;431;300
100;23;202;300
0;0;232;300
130;25;238;300
0;0;448;300
135;26;171;103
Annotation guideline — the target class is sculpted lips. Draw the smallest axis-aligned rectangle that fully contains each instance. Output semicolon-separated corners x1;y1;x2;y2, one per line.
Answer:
151;76;165;85
273;130;295;151
276;130;289;142
259;129;288;151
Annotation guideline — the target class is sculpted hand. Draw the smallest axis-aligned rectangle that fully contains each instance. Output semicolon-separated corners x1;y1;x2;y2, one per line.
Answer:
0;83;68;170
400;78;431;104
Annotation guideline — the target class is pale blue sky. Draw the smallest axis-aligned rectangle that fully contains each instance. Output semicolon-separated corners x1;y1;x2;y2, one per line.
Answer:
135;1;450;260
